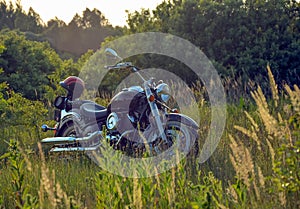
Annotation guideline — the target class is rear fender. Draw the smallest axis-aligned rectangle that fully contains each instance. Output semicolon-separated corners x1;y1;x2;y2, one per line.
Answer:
55;111;81;136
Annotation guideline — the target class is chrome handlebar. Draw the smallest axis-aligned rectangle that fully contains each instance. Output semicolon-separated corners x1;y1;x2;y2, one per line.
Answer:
104;62;133;70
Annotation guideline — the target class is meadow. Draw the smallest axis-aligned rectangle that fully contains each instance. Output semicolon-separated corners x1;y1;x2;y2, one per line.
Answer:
0;0;299;208
0;67;299;209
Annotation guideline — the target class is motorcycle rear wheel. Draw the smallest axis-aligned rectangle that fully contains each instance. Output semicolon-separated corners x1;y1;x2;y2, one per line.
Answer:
59;122;76;137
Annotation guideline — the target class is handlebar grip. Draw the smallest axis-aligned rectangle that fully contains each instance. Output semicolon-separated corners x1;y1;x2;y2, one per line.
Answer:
104;65;114;69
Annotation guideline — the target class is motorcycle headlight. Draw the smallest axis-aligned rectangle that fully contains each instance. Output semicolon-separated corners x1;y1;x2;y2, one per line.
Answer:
156;83;170;103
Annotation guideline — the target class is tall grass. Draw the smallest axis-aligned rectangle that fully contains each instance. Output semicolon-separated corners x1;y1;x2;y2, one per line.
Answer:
0;66;299;208
228;65;300;208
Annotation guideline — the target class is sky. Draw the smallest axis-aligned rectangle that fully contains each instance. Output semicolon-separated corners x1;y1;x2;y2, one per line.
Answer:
9;0;165;26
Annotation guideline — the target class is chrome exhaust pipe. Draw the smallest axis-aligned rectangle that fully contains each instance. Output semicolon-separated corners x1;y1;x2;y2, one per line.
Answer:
50;145;100;152
41;131;102;145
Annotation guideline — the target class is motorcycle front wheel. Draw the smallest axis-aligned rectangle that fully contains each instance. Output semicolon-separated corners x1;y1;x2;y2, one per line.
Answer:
151;120;194;156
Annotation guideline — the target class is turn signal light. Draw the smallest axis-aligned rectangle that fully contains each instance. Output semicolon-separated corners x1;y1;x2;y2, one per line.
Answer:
171;108;179;113
148;95;155;102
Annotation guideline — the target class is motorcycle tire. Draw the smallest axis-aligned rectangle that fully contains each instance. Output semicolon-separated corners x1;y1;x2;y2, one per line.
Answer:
59;122;76;137
151;120;195;156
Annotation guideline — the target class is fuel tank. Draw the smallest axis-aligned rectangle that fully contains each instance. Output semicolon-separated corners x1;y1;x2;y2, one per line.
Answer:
107;86;147;114
107;86;149;132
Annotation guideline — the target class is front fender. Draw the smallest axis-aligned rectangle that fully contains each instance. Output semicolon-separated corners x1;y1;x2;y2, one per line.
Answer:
166;113;199;131
166;113;199;155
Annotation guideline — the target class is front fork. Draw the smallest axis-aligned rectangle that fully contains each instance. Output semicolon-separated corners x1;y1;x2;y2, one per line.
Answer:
144;81;167;142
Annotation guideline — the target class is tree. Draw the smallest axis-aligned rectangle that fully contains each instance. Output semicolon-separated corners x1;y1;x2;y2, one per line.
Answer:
125;0;300;90
0;30;63;100
0;0;15;29
81;8;109;28
0;0;43;33
44;8;122;56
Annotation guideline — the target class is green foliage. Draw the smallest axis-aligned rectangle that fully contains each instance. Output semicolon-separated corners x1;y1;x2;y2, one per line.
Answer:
126;0;300;94
0;76;48;154
273;141;300;192
0;140;39;208
0;30;59;99
0;85;299;208
0;43;5;53
4;91;47;127
94;159;230;209
0;29;84;103
273;141;300;208
0;1;299;208
0;195;3;208
230;178;248;208
0;82;9;123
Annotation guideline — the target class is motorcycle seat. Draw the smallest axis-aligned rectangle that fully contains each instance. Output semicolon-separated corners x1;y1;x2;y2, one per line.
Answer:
80;103;107;120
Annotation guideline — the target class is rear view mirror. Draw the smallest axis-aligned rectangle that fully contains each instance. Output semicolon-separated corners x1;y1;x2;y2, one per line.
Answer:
105;48;122;60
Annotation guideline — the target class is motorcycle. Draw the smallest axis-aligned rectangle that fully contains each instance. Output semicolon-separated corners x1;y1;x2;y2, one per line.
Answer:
41;48;199;157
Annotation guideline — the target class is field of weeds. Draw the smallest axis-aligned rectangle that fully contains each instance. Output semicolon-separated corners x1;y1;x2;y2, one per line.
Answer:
0;67;299;209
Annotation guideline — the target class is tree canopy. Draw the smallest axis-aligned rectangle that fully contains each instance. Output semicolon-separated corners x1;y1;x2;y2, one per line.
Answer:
0;30;62;99
126;0;300;88
44;8;123;56
0;1;123;57
0;0;299;102
0;0;43;33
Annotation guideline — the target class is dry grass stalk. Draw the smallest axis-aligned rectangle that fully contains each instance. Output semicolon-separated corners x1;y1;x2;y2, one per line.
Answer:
234;125;261;151
252;179;261;201
226;182;238;203
133;175;142;209
115;181;123;200
251;86;269;113
38;178;44;209
265;136;276;168
37;143;73;208
278;191;286;207
229;135;253;189
284;84;300;114
55;179;71;208
251;86;285;139
267;65;279;107
154;166;161;191
167;167;176;207
218;203;229;209
244;111;259;132
18;146;32;172
284;84;300;145
257;166;265;189
284;122;293;146
277;112;283;124
229;134;264;200
126;186;133;205
38;143;57;208
55;181;64;204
